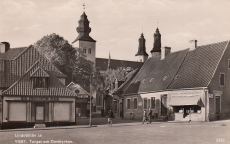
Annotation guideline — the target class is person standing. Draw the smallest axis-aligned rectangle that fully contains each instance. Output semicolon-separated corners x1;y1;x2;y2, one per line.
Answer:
148;108;153;124
108;109;114;127
142;110;148;124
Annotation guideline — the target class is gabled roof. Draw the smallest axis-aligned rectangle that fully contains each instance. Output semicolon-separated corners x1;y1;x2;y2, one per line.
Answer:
3;63;77;97
96;58;144;71
122;40;229;95
123;49;189;94
0;47;27;60
113;69;139;96
168;41;229;89
67;82;92;98
30;67;50;77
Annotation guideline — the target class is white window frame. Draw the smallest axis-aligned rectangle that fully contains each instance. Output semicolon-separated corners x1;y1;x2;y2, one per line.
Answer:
143;97;148;110
133;97;138;109
219;73;225;87
127;98;131;109
150;97;156;109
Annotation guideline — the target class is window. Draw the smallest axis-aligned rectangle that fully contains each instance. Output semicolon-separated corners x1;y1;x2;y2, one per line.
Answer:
133;98;138;109
143;98;147;109
88;48;91;54
150;78;154;82
163;75;169;81
220;73;225;86
32;78;48;88
228;59;230;69
127;99;131;109
151;97;156;109
83;48;86;53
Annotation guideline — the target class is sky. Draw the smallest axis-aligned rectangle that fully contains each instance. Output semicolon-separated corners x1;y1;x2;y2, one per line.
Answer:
1;0;230;61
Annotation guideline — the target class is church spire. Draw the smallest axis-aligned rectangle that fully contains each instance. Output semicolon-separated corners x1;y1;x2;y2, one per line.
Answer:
150;27;161;54
72;8;96;44
135;33;148;62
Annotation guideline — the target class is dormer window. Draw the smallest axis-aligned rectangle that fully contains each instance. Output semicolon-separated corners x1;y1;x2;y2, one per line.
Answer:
150;78;154;82
163;76;169;81
30;68;49;89
32;77;48;88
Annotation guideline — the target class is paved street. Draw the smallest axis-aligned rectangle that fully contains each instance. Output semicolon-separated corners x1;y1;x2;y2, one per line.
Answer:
0;119;230;144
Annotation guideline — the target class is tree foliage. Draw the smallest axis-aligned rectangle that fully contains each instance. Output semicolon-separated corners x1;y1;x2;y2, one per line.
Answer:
34;33;94;91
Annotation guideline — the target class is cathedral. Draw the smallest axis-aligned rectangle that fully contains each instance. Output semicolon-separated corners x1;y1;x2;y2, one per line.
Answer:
71;11;165;72
71;11;166;114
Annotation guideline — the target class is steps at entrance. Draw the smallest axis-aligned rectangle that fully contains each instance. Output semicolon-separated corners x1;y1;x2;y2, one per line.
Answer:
34;124;46;128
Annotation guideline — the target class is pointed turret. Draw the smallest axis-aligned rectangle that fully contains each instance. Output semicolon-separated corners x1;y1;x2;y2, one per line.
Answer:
150;28;161;57
135;33;148;62
72;12;96;44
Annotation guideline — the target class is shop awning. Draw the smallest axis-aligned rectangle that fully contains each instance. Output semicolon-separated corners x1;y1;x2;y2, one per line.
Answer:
169;96;204;107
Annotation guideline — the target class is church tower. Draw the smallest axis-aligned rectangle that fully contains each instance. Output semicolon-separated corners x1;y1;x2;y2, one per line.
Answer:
72;11;96;63
150;27;161;57
135;33;148;62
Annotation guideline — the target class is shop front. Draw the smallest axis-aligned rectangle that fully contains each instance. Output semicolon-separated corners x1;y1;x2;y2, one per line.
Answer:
1;96;75;129
168;89;208;121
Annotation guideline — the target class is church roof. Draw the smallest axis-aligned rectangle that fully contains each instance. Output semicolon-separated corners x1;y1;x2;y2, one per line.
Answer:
72;34;96;44
96;58;144;71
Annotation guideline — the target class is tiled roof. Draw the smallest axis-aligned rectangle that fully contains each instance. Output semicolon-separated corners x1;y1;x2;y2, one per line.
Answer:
0;46;67;87
123;49;189;94
168;41;229;89
3;63;77;97
96;58;144;71
30;67;50;77
67;82;92;97
0;47;27;60
113;69;139;96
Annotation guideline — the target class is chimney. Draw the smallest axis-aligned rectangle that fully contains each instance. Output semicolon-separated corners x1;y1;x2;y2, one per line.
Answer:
161;47;171;60
0;42;10;53
189;40;197;51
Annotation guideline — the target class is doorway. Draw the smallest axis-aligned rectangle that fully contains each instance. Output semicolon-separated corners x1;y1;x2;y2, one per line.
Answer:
35;103;45;123
216;96;221;114
161;95;167;116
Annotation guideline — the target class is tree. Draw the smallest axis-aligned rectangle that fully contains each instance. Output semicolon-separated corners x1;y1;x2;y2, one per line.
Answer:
33;33;94;91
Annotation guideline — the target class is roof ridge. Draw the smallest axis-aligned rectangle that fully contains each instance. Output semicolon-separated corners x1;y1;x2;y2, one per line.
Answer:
206;40;230;86
96;57;144;63
196;40;229;48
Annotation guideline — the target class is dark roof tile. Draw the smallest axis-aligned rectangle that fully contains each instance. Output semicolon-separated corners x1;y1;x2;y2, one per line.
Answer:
168;41;228;89
123;49;189;94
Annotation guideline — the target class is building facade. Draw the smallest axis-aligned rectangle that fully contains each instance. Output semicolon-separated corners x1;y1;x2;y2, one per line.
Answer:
118;37;230;121
0;43;77;129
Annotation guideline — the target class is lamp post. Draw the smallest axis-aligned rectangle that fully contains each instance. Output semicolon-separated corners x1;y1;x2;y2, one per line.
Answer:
89;72;95;127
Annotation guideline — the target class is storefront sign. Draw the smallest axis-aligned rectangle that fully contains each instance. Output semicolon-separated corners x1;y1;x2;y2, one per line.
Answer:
170;90;203;97
21;96;59;101
213;90;222;96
